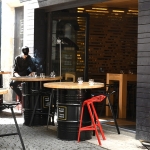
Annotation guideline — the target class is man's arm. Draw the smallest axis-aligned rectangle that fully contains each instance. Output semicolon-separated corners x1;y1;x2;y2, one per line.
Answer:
13;57;20;77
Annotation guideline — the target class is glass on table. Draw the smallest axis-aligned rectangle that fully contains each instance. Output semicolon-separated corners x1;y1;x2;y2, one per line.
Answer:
31;72;37;77
89;79;94;85
128;70;133;74
40;73;45;78
77;77;83;84
120;70;124;74
50;71;56;77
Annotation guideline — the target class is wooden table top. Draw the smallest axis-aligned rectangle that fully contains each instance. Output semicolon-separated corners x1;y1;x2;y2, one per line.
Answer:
107;73;137;81
43;82;104;89
0;88;8;95
0;71;11;74
11;76;62;81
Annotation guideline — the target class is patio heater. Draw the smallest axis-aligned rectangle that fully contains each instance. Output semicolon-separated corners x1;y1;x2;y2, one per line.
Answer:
56;38;68;81
57;38;62;80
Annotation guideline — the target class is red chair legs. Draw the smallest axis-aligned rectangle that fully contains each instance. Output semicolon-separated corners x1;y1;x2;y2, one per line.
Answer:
78;95;106;145
16;95;22;111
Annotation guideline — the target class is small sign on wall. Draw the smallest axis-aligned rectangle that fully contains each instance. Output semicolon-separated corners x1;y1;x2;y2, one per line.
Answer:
58;106;67;120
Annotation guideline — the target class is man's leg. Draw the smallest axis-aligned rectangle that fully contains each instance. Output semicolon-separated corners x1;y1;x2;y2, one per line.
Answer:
10;80;22;102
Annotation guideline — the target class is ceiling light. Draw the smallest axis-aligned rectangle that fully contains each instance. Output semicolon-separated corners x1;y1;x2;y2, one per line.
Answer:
78;8;84;10
128;10;138;12
92;7;107;10
112;10;124;13
86;10;109;13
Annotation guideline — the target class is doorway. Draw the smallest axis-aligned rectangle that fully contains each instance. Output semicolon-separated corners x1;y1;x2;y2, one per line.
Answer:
46;11;89;81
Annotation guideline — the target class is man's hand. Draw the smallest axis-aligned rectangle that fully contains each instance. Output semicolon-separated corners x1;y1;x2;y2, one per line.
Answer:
14;72;20;77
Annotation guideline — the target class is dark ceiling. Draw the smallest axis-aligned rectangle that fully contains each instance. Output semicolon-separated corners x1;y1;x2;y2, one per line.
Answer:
43;0;138;12
94;0;138;9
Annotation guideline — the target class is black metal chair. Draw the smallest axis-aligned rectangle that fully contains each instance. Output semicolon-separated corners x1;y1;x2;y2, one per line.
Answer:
140;140;150;150
92;83;120;134
0;101;26;150
126;82;136;120
46;89;55;128
29;88;55;127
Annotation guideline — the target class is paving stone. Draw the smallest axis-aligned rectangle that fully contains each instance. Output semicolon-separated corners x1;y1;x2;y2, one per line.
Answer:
0;108;144;150
0;109;105;150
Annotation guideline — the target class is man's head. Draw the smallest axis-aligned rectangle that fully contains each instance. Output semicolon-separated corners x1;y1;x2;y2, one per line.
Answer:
22;46;29;55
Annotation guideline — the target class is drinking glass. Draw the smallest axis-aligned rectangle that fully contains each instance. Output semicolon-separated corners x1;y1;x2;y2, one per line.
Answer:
50;71;55;77
77;77;83;84
120;70;124;74
128;70;133;74
42;73;45;78
31;72;37;77
34;72;37;77
89;79;94;85
40;73;45;78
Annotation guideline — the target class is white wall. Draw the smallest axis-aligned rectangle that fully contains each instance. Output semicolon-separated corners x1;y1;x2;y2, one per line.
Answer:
1;1;15;101
1;0;39;101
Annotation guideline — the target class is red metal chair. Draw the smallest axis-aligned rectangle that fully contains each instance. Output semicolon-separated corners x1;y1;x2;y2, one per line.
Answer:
78;95;106;145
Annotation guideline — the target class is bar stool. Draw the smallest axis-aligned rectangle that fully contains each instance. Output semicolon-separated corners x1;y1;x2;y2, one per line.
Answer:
78;95;106;145
47;88;55;128
127;82;136;120
92;83;120;134
0;101;25;150
29;89;54;127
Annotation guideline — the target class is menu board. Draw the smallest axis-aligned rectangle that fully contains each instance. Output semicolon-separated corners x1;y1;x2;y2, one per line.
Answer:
58;106;67;120
42;96;49;108
61;47;76;74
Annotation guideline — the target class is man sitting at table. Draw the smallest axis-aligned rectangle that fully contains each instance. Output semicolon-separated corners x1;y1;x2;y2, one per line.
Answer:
10;46;36;102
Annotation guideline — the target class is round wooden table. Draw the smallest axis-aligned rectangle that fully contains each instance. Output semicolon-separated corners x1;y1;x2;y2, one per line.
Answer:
0;88;8;95
10;76;62;126
11;76;62;90
43;82;104;141
0;71;11;74
11;76;62;82
0;72;11;109
0;88;8;111
44;82;104;89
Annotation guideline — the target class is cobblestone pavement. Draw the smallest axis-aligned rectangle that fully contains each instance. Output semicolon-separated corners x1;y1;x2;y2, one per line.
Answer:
0;109;106;150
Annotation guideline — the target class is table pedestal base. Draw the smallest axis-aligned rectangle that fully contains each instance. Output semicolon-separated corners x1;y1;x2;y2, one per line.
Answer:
57;89;92;141
22;82;50;126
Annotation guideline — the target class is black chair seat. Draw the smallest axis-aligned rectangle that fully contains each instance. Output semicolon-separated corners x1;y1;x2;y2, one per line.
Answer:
2;101;20;108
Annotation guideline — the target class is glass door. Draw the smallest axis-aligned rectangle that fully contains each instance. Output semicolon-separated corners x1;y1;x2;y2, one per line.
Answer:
47;12;89;81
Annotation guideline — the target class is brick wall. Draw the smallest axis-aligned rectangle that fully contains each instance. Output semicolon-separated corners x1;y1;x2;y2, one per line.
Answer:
137;0;150;141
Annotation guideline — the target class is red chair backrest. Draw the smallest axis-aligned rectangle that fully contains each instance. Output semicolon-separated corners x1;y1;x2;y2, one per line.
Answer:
84;95;106;104
91;95;106;103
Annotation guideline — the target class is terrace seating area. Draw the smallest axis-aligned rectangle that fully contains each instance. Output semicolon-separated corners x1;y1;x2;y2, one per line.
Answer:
0;107;144;150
